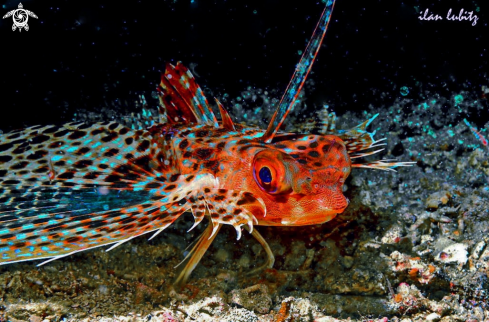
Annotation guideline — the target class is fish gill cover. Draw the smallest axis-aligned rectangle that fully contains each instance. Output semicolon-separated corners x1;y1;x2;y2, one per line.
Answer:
1;0;489;321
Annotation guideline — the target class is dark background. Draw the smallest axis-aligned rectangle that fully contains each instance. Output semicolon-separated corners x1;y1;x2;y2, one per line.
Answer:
1;0;487;131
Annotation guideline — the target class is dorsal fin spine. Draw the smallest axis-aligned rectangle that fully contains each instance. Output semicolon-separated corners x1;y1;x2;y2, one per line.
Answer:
215;98;236;131
262;0;336;142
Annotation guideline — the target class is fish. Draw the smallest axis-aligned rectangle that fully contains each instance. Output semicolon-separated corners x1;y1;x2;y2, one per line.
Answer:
0;0;413;286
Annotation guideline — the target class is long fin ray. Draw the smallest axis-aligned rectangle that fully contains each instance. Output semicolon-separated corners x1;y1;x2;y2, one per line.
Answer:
262;1;336;142
352;160;417;171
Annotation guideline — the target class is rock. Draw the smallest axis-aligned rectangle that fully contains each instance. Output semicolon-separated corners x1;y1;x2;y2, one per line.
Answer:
425;191;451;209
229;284;272;314
434;243;468;265
425;312;441;321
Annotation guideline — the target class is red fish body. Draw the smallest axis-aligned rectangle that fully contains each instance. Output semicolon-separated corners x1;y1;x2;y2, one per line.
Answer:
0;1;413;284
156;121;350;227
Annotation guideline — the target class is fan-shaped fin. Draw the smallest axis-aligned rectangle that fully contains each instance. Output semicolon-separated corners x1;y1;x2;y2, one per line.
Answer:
334;114;416;171
157;62;218;127
335;114;383;155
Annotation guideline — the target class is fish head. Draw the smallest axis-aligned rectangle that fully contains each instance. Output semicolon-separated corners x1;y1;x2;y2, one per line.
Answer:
243;134;351;226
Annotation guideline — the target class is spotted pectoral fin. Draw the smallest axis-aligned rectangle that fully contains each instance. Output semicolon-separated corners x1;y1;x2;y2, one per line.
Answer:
187;189;266;240
0;171;216;265
0;194;189;265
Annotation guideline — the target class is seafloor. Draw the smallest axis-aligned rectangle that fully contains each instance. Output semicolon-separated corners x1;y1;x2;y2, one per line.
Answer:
1;84;488;322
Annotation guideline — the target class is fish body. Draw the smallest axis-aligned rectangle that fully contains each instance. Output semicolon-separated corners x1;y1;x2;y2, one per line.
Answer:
158;122;351;227
0;0;413;283
0;102;348;262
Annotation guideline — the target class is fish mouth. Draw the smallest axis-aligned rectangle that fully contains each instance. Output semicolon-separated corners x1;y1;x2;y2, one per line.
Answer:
331;196;349;211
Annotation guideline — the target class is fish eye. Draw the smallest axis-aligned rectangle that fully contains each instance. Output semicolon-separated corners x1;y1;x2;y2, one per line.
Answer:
258;167;272;184
252;150;292;195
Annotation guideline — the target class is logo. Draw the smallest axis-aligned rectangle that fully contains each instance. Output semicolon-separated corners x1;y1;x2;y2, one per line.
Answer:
2;3;38;32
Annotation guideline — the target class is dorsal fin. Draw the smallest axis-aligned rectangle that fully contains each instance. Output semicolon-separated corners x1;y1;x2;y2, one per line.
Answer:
157;62;219;127
262;0;336;143
215;98;236;131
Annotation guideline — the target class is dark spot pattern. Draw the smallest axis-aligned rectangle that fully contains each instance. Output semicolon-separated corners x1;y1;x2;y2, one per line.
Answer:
68;131;87;140
48;141;63;148
204;160;219;170
103;148;119;157
216;142;226;150
137;140;150;152
119;127;129;135
0;143;14;153
0;155;13;163
179;139;189;149
196;130;209;137
109;123;119;130
101;132;119;143
195;148;213;160
90;128;104;136
27;150;48;160
31;134;50;144
75;147;90;155
237;192;256;206
58;171;75;179
74;160;93;169
10;161;29;170
53;130;70;138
